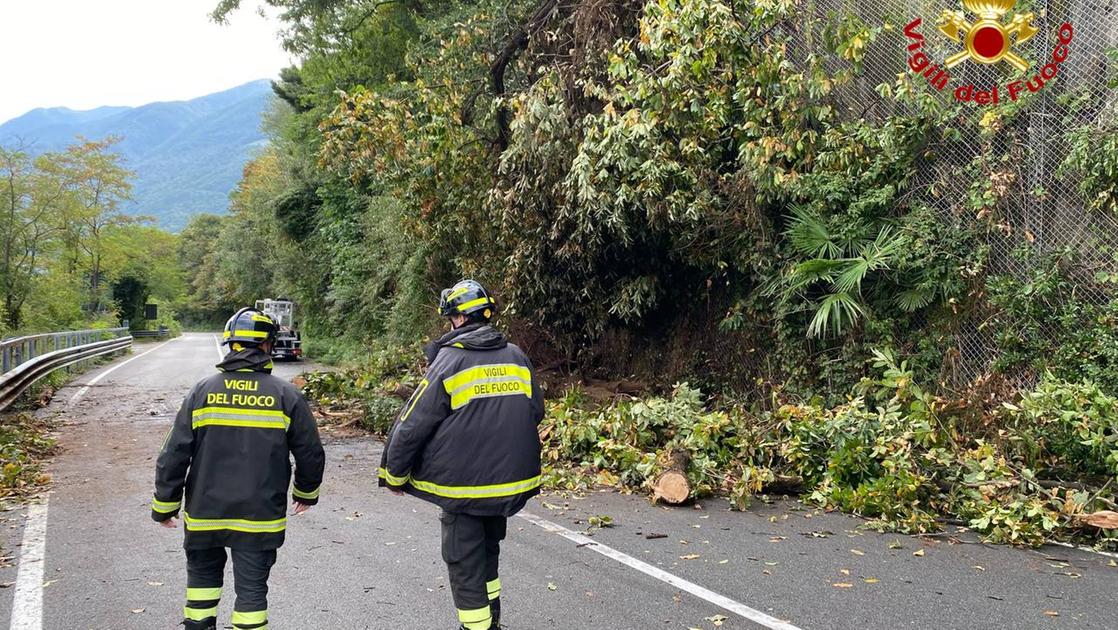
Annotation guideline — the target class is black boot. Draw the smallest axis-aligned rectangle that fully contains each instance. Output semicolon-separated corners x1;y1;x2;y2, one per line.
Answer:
491;597;501;628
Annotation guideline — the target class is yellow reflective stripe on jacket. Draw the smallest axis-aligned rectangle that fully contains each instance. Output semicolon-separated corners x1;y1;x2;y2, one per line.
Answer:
377;467;411;486
442;364;532;410
292;485;320;500
410;475;542;499
182;512;287;533
186;587;222;601
191;407;290;430
398;379;429;423
151;496;181;513
443;364;531;392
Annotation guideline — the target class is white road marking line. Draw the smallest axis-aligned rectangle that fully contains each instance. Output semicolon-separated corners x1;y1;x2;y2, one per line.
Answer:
1049;541;1118;560
213;335;225;361
10;497;49;630
516;510;802;630
68;337;180;404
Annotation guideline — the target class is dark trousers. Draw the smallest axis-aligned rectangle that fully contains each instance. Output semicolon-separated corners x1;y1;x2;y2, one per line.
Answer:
184;547;277;630
440;511;507;629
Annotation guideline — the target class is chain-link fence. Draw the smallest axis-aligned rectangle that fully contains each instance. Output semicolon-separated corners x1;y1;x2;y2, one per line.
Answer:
801;0;1118;385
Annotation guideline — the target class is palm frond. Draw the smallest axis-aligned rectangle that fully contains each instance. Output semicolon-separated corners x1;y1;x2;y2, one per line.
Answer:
792;258;844;277
807;291;867;338
785;206;841;258
894;287;936;312
831;226;903;294
866;226;903;260
833;258;871;293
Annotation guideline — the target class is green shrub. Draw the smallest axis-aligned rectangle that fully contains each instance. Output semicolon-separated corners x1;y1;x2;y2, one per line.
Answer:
300;342;420;434
988;261;1118;395
1003;377;1118;479
537;349;1118;546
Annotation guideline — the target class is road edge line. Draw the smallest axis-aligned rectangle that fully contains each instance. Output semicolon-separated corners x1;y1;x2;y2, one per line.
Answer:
1048;541;1118;560
68;337;180;404
516;510;802;630
9;496;49;630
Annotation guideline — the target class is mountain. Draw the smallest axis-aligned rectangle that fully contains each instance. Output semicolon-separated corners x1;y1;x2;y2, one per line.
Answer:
0;80;273;231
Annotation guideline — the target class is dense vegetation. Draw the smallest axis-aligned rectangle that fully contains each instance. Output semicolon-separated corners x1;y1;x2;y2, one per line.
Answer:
198;0;1118;545
196;0;1115;392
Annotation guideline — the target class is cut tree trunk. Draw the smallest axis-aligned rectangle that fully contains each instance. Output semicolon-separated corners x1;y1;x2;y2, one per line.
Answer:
1083;510;1118;529
651;449;691;505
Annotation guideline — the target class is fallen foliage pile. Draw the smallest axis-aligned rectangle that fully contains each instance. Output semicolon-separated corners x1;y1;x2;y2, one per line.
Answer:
300;344;418;434
299;347;1118;548
0;413;57;500
542;350;1118;548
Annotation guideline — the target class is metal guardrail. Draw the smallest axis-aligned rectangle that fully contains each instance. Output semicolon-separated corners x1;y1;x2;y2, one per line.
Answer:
131;326;170;339
0;328;132;412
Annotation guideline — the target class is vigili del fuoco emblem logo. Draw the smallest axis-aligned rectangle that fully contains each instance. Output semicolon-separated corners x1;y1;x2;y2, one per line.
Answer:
904;0;1074;105
938;0;1038;71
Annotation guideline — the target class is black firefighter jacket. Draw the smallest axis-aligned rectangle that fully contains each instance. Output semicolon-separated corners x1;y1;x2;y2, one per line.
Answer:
378;324;544;516
152;348;325;550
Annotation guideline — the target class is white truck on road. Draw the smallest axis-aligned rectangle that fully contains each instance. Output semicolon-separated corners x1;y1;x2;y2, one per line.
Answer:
255;298;303;360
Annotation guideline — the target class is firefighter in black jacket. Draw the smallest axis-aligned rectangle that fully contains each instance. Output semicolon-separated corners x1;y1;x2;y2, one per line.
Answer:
152;308;325;630
379;280;544;630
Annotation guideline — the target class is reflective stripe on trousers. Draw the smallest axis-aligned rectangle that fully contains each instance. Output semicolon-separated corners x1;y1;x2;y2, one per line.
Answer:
441;512;506;629
185;548;276;630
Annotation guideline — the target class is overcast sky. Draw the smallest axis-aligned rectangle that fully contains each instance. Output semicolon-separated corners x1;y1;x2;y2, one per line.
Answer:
0;0;293;124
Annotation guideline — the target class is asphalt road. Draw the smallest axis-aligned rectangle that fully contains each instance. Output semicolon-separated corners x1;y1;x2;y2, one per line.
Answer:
1;332;1116;629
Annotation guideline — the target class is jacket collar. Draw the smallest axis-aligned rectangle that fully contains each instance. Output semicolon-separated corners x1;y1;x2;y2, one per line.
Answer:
216;347;274;373
424;323;510;363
